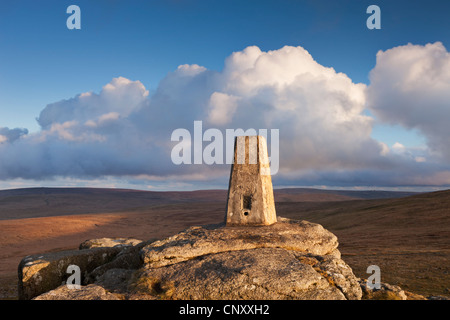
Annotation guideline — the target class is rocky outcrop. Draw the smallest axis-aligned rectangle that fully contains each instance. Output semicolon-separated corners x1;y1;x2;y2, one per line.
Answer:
19;217;375;300
33;284;121;300
141;217;340;268
18;237;143;300
359;279;408;300
134;248;360;300
18;246;123;300
79;237;142;249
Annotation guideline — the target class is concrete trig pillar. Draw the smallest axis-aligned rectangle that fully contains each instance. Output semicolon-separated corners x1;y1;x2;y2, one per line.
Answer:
225;135;277;226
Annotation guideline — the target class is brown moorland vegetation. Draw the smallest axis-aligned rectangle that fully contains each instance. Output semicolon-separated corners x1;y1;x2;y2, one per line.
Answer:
0;187;448;299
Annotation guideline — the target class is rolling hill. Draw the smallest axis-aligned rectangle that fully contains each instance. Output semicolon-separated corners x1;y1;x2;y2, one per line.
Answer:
0;187;417;220
279;189;450;297
0;187;448;299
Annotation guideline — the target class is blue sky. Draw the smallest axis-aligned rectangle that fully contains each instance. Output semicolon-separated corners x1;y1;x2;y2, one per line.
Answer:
1;0;447;132
1;0;450;190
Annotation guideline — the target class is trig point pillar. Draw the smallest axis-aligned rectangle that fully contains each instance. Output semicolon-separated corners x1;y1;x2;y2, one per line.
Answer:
225;135;277;226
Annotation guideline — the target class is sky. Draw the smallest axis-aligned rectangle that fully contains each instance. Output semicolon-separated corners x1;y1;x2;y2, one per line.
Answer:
0;0;450;191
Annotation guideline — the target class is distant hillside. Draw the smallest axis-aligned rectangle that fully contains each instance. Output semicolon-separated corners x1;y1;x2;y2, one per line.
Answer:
279;189;450;297
0;187;418;220
278;189;450;234
0;186;448;298
274;188;418;200
0;187;226;220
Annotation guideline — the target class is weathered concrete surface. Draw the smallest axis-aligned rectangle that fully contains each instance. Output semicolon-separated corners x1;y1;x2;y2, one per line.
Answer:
226;136;277;226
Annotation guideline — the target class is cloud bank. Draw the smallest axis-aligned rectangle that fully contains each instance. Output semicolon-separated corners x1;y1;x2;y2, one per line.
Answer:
0;127;28;144
367;42;450;161
1;43;450;188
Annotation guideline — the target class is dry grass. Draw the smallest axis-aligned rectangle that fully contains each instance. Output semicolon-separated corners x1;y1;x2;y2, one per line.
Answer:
129;270;175;299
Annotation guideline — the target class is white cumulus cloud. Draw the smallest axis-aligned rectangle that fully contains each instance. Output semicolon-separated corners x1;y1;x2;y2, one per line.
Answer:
367;42;450;161
0;44;449;188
